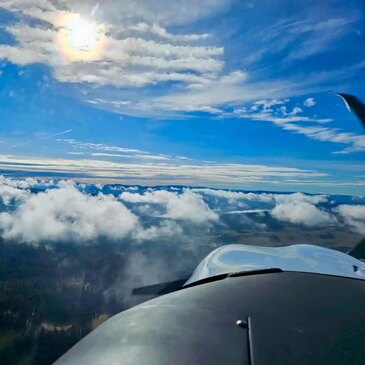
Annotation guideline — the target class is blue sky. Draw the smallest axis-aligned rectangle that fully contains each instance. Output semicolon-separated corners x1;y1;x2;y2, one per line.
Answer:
0;0;364;194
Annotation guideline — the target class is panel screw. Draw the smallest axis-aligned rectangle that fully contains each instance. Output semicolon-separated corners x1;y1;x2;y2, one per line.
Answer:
236;319;248;328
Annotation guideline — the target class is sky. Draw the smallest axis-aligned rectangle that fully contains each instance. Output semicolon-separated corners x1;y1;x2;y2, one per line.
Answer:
0;0;364;195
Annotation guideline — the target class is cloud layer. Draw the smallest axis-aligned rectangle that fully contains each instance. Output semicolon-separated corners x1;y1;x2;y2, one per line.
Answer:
0;153;329;187
0;181;139;242
0;0;225;90
0;176;363;244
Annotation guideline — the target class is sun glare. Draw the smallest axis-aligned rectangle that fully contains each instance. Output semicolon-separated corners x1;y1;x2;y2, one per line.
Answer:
56;13;107;62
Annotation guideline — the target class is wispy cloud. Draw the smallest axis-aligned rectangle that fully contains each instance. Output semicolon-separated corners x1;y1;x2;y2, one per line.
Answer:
0;1;225;90
0;1;362;120
0;153;328;187
126;22;210;42
57;139;187;161
239;16;357;67
224;99;365;154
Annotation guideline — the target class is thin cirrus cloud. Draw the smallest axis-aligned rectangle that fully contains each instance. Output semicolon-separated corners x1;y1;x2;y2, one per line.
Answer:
0;154;328;186
0;1;361;117
58;139;188;161
225;98;365;154
0;0;363;160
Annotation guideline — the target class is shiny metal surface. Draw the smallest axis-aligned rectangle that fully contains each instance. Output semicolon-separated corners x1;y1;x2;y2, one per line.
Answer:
54;271;365;365
185;244;365;285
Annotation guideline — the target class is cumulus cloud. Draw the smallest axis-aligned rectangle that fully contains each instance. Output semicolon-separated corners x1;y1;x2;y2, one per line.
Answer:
304;97;316;107
271;201;336;227
193;189;337;228
274;192;328;205
192;188;270;203
0;175;58;205
0;182;139;242
133;220;183;241
0;183;30;206
0;177;220;244
0;176;31;205
120;189;218;224
1;176;363;245
0;175;49;190
194;189;337;228
336;205;365;235
194;188;327;206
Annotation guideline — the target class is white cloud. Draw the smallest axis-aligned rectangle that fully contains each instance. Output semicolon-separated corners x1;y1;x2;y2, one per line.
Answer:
90;153;171;161
193;189;336;228
120;189;218;224
284;18;354;61
252;98;289;112
0;0;226;92
304;97;316;107
0;0;232;27
0;1;361;122
336;205;365;235
0;183;30;205
2;176;362;244
0;175;59;205
240;16;355;66
230;99;365;154
0;175;43;189
0;182;139;242
59;139;188;161
289;106;303;115
127;23;210;42
77;0;232;27
0;154;327;187
271;201;336;227
133;220;183;241
0;1;361;126
192;188;273;204
0;177;220;243
274;192;328;205
193;189;329;214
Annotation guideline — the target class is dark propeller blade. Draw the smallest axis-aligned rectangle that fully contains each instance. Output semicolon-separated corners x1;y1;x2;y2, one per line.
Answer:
348;237;365;260
132;276;191;295
336;93;365;127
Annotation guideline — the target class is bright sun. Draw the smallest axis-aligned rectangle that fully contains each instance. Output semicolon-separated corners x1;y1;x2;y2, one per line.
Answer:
56;14;106;62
